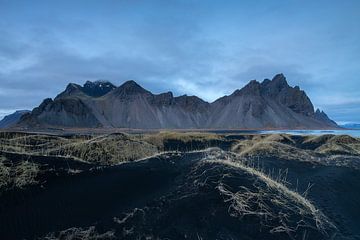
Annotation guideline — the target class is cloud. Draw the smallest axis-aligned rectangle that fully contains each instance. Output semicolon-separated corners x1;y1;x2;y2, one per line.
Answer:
0;0;359;123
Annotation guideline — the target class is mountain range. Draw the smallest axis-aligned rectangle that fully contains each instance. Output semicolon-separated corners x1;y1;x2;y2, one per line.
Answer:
16;74;338;129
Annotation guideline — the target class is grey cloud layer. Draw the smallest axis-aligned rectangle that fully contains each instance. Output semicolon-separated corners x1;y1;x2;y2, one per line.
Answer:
0;0;359;122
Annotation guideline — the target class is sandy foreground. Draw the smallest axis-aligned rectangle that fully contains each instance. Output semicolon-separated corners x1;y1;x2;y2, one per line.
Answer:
0;131;359;239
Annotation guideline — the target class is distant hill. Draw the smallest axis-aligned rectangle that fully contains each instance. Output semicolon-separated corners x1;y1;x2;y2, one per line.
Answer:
0;110;30;128
17;74;338;129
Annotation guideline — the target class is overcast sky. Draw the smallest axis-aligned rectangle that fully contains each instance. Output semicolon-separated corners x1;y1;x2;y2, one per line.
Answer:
0;0;359;123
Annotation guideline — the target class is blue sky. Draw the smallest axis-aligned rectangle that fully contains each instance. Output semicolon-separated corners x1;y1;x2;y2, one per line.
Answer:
0;0;359;123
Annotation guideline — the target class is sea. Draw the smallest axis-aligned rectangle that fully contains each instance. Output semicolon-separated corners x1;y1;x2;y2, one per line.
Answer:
209;129;360;138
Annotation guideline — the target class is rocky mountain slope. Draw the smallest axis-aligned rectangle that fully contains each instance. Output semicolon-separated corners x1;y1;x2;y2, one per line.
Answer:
17;74;338;129
0;110;30;128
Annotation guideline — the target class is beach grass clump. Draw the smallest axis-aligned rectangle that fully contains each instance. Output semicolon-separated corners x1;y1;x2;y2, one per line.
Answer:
200;150;337;238
141;131;223;151
47;133;158;165
0;155;39;191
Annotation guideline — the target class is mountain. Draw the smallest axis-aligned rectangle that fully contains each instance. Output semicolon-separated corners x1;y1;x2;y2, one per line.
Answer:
17;74;339;129
208;74;337;129
0;110;30;128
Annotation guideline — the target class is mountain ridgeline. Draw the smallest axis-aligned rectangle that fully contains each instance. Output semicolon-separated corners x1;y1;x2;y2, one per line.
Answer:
18;74;338;129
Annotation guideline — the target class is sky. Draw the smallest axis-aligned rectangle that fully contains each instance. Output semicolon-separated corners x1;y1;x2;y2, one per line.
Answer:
0;0;359;123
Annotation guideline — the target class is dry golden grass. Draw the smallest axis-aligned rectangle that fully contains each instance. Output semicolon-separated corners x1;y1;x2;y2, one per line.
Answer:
0;155;39;191
140;131;222;150
302;134;333;145
319;137;360;155
303;134;360;155
1;131;359;167
0;132;75;154
231;133;360;162
202;149;337;237
231;134;308;160
233;140;315;161
0;132;159;165
47;133;158;165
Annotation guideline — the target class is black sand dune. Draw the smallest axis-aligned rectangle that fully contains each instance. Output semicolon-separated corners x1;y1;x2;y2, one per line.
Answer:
254;155;360;238
1;132;360;239
0;152;199;239
1;148;358;239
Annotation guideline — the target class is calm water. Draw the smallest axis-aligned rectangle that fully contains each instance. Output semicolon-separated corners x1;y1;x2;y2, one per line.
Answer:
259;129;360;138
209;129;360;138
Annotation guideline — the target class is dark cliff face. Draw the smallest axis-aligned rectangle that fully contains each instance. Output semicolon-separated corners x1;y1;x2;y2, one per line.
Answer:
56;80;116;99
314;109;338;127
207;73;324;129
150;92;174;106
17;74;339;129
174;95;210;112
112;80;150;97
261;74;314;116
20;98;100;128
82;80;116;97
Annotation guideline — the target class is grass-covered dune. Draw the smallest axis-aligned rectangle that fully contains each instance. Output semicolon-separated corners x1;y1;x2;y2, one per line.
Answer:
2;131;359;166
0;131;235;165
0;131;360;239
0;149;341;240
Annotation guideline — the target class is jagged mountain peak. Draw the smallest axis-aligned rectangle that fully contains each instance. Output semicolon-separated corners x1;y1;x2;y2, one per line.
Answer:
228;80;260;98
82;80;116;97
84;80;114;88
230;74;290;98
314;108;338;127
315;108;323;114
57;80;115;99
244;79;261;88
262;78;271;85
240;80;262;95
260;73;289;92
64;83;82;93
271;73;288;85
174;94;210;112
113;80;150;96
120;80;142;88
315;108;330;118
67;82;81;88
